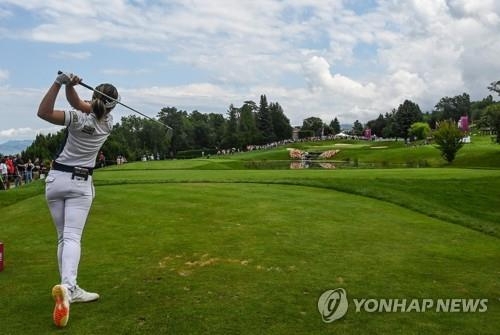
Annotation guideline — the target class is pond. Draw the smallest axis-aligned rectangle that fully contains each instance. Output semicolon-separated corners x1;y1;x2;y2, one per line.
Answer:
243;159;431;169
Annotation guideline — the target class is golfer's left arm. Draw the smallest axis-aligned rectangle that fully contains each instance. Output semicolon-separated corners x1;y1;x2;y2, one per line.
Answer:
37;82;66;126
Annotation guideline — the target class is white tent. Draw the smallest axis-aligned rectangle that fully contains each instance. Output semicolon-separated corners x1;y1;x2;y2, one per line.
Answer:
334;132;350;139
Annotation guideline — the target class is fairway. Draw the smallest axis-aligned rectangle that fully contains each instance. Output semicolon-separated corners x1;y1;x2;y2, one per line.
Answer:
1;165;499;334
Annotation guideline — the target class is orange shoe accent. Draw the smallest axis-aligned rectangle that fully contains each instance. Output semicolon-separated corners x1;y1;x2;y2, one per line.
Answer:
52;285;70;327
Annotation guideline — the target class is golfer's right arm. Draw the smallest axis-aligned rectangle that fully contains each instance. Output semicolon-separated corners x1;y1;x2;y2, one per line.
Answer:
37;82;66;126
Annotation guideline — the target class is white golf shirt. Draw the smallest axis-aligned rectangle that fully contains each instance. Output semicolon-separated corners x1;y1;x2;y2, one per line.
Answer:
54;110;113;168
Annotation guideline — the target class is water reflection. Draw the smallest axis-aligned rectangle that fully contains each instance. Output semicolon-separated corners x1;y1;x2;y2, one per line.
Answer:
243;159;430;169
290;161;336;169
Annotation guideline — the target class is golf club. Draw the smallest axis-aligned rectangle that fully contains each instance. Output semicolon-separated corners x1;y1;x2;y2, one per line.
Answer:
58;71;174;135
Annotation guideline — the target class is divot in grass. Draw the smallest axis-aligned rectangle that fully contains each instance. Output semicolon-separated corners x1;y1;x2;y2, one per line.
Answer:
158;253;254;277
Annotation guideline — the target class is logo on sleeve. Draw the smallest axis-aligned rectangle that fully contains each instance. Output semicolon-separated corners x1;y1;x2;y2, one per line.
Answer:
70;111;79;124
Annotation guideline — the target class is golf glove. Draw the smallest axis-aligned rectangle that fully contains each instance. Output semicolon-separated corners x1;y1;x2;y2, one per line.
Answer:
55;72;72;85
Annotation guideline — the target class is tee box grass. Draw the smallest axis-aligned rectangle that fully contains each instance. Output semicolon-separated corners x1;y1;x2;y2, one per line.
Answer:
0;136;499;334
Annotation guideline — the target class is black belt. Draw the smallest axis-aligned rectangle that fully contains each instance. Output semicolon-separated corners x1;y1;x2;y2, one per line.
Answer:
52;161;94;176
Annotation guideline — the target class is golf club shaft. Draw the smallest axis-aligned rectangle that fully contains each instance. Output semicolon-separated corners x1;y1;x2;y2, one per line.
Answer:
58;71;173;130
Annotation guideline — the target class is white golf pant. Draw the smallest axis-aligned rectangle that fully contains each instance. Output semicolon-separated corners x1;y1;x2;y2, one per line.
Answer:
45;169;94;291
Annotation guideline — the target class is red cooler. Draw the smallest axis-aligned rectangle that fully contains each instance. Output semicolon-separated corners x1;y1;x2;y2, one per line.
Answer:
0;241;3;272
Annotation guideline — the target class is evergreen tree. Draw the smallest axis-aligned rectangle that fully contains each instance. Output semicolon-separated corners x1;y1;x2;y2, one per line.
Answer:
352;120;364;136
269;102;292;141
256;95;276;144
329;117;341;135
208;113;226;149
223;104;240;149
382;110;397;138
239;102;259;146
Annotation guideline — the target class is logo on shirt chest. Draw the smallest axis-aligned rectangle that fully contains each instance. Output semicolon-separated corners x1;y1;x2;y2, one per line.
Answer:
82;125;96;135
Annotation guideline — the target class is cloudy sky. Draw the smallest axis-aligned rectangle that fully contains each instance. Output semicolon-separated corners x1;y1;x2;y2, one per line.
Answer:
1;0;500;142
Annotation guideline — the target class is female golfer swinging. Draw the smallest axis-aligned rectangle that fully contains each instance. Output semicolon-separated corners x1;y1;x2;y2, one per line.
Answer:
38;72;119;327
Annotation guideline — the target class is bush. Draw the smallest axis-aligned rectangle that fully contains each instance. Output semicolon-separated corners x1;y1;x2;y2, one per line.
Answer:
433;120;465;163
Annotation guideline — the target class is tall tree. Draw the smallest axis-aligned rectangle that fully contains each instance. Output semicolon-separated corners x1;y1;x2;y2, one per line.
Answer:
138;119;171;158
470;95;494;124
301;117;323;136
382;110;398;138
322;123;333;136
434;93;471;122
484;103;500;143
365;114;387;137
104;115;144;160
208;113;226;149
394;100;423;140
269;102;292;141
352;120;364;136
239;102;259;146
256;95;276;144
157;107;192;156
329;117;341;135
223;104;240;149
189;111;211;148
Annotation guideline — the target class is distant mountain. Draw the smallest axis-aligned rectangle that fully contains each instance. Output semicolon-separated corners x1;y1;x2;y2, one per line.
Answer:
0;140;33;156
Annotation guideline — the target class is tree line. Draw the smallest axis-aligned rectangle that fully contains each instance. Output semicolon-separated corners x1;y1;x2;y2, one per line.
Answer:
301;93;500;143
22;94;293;162
18;90;500;164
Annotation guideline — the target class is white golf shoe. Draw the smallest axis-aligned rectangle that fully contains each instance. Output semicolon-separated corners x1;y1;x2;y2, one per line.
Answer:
70;286;100;303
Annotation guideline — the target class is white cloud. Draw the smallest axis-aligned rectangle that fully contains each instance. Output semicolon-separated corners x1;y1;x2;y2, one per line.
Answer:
0;127;33;138
1;0;500;140
50;51;92;60
379;70;427;110
101;68;151;77
0;69;8;82
0;126;62;141
303;56;376;99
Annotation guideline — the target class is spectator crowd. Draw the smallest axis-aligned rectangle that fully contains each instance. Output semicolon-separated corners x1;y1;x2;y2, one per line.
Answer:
0;155;48;190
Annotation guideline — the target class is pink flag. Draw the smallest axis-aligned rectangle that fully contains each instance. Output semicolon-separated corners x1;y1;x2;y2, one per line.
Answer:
364;128;372;139
459;116;469;132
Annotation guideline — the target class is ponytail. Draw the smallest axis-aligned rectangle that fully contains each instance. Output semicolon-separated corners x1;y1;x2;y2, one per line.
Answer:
91;83;119;120
91;99;107;120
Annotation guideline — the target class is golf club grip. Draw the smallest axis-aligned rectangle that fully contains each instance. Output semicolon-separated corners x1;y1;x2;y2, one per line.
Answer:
57;71;93;90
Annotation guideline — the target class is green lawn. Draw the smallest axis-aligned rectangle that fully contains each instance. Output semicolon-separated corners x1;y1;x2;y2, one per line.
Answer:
0;165;499;334
199;134;500;169
0;137;499;334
